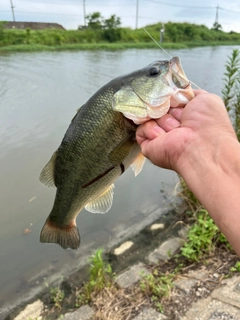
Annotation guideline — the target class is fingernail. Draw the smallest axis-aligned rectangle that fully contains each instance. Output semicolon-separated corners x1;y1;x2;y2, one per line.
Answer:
166;117;180;128
153;126;163;134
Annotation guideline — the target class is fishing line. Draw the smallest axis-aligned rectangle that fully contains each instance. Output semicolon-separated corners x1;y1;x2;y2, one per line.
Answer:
190;81;201;89
143;28;172;58
143;28;201;90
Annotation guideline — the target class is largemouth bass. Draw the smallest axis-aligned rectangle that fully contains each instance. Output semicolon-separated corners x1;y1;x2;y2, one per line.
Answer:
40;56;194;250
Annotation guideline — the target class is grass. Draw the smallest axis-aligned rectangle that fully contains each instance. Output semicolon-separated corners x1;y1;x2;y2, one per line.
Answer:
0;41;186;52
49;287;65;309
222;49;240;140
76;248;114;307
44;278;65;310
140;270;175;312
0;40;240;53
230;261;240;272
180;208;230;262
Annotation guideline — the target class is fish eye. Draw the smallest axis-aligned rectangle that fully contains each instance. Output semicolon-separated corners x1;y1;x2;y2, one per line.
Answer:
149;67;160;76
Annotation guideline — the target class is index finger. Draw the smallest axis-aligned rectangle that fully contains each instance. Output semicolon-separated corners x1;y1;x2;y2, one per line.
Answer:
193;89;208;96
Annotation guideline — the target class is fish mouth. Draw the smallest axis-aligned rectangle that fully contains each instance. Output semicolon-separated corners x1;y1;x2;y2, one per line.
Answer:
164;56;195;108
165;56;191;90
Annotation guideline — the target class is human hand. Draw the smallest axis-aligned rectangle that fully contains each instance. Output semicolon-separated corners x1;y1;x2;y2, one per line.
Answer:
137;89;240;257
136;90;237;174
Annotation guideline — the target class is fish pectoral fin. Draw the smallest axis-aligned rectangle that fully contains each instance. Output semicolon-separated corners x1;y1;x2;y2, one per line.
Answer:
113;87;147;117
109;133;136;165
85;184;114;214
40;218;80;250
39;151;57;188
131;153;145;176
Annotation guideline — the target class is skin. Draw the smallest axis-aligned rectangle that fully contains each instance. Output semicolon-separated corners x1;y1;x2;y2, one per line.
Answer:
136;89;240;256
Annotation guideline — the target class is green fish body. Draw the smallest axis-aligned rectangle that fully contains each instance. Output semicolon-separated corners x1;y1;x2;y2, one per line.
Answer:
40;57;194;249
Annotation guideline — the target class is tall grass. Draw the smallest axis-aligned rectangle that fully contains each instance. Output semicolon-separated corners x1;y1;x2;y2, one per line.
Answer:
1;21;240;51
222;49;240;140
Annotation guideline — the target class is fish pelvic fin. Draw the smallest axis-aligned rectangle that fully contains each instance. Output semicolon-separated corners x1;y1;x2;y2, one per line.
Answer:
131;152;145;176
85;184;114;214
40;218;80;250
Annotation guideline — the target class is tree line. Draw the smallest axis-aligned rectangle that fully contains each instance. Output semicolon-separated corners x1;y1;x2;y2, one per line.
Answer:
0;12;240;47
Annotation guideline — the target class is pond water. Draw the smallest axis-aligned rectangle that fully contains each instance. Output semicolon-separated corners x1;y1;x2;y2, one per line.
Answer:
0;45;239;313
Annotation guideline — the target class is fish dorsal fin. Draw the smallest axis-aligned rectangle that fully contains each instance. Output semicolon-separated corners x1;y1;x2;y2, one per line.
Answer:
39;151;57;188
85;184;114;214
131;153;145;176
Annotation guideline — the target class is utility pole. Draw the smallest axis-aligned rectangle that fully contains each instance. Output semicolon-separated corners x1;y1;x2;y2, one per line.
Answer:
83;0;86;26
135;0;139;29
10;0;15;22
160;24;164;43
215;4;219;24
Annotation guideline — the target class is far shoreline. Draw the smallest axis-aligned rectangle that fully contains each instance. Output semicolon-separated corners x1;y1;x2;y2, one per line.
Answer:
1;41;240;53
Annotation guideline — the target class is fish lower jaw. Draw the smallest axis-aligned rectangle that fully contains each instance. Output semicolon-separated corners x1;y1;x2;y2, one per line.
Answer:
123;112;150;125
170;88;195;108
122;102;171;125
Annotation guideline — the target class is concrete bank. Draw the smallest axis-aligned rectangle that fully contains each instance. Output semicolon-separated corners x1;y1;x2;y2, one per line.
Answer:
4;202;240;320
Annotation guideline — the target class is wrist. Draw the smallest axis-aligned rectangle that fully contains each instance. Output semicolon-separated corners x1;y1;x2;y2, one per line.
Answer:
177;135;240;201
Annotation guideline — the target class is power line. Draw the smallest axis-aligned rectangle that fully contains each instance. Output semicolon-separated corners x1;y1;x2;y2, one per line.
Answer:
142;0;215;9
219;6;240;14
1;10;82;16
18;0;135;7
1;9;136;19
143;0;240;14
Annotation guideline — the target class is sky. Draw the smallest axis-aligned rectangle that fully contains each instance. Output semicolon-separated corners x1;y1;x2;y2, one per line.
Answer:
1;0;240;33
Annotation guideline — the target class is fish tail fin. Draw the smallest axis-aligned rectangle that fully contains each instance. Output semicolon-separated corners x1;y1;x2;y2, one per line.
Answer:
40;218;80;250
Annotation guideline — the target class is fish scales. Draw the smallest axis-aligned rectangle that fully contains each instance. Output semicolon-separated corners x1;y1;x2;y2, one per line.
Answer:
54;86;136;215
40;57;194;249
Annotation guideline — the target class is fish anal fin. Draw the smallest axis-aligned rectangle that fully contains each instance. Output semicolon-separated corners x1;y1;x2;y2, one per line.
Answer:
40;218;80;250
39;151;57;188
85;184;114;214
131;153;145;176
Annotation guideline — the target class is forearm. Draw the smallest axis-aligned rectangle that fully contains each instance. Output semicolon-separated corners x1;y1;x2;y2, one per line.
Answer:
178;137;240;255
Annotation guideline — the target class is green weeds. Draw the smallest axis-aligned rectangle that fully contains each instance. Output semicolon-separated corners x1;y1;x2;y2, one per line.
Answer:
140;270;175;312
176;176;201;213
230;261;240;272
180;209;229;262
222;49;240;140
76;248;114;307
49;286;65;309
44;278;65;309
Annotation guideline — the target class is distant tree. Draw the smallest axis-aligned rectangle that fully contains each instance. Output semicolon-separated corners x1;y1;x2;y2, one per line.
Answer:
103;15;121;42
0;21;6;41
212;22;222;31
104;15;121;29
165;23;178;42
86;12;103;29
